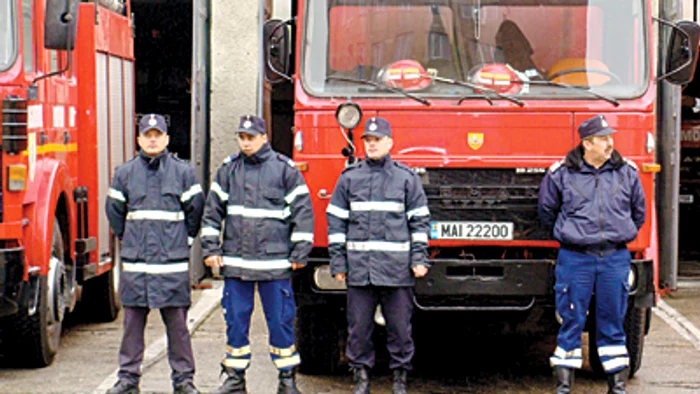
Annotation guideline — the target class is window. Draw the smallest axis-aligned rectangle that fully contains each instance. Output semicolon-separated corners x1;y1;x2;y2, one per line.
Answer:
22;0;33;73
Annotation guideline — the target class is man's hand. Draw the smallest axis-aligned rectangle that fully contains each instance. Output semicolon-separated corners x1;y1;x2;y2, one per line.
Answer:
291;262;305;270
204;255;223;268
334;273;346;282
412;265;428;278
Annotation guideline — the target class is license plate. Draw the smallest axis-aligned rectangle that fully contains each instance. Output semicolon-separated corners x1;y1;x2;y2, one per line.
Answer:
430;221;514;240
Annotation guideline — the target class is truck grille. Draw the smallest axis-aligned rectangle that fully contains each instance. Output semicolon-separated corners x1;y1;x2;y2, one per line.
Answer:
421;168;548;240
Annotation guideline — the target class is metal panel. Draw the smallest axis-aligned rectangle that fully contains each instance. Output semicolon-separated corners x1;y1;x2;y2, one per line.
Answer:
109;56;125;169
96;53;110;257
123;59;135;159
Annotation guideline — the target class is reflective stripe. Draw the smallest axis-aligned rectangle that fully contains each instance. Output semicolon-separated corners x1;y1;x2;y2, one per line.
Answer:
227;205;290;220
270;345;297;357
223;257;292;270
123;262;189;274
188;237;194;246
273;354;301;369
598;345;628;357
553;347;582;359
285;185;309;204
411;232;428;243
226;345;252;357
108;188;126;202
347;241;411;252
211;182;229;201
328;233;346;244
602;357;629;372
290;232;314;242
222;358;250;369
126;210;184;221
350;201;405;212
181;184;203;203
407;206;430;219
326;204;350;219
549;356;583;369
201;227;220;237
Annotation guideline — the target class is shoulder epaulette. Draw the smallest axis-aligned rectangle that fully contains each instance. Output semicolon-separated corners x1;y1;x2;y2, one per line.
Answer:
623;158;638;171
277;153;296;168
223;153;239;164
393;161;415;174
549;159;566;173
341;160;363;173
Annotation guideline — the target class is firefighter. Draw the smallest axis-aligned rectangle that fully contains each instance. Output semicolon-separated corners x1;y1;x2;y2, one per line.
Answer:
202;115;313;394
538;115;646;394
326;117;431;394
105;114;205;394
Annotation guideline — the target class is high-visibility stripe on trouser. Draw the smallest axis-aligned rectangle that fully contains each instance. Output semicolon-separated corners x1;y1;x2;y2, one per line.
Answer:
259;279;300;370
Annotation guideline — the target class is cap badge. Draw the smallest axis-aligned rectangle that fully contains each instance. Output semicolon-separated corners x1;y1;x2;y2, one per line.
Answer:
369;123;377;131
148;115;157;127
600;117;608;128
243;120;252;129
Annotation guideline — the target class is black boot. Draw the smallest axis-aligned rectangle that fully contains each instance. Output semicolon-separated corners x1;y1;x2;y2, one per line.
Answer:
277;369;302;394
105;380;139;394
554;366;573;394
607;368;627;394
392;369;408;394
213;367;246;394
352;367;370;394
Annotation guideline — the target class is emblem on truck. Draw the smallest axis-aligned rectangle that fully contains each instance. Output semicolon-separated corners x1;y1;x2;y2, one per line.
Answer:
468;133;484;150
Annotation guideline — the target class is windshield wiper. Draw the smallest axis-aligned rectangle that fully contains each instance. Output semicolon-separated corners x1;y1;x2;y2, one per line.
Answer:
325;76;431;106
433;76;524;107
520;80;620;107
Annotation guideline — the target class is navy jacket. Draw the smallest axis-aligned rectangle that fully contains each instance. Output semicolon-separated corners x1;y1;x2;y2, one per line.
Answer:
201;143;314;281
105;150;204;308
326;155;430;287
538;147;646;250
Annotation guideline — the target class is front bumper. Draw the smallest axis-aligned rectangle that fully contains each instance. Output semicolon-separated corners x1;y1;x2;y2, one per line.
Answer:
0;247;25;317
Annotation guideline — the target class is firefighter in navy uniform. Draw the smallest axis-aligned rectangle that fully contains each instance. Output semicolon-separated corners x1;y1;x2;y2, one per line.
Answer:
201;115;313;394
538;115;646;394
105;114;205;394
326;117;430;394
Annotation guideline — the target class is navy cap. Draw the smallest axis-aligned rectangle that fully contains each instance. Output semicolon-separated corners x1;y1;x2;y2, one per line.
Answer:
361;117;392;139
237;115;267;135
578;115;616;139
139;114;167;134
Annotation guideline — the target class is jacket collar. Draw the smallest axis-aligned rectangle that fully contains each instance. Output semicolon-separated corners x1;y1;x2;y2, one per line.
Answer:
139;149;169;169
242;143;273;164
564;145;623;173
364;154;392;170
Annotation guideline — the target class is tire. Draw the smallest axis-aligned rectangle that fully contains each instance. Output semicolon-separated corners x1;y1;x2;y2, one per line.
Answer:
79;238;121;322
588;303;647;378
296;306;344;375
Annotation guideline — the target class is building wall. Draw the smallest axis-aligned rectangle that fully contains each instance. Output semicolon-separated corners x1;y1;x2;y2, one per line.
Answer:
210;0;263;166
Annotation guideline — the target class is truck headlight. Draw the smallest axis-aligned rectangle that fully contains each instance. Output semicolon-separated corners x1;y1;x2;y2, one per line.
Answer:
335;102;362;130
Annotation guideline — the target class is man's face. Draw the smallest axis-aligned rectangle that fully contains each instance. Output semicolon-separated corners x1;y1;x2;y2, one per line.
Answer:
583;134;614;163
363;135;393;160
137;129;169;157
237;132;267;156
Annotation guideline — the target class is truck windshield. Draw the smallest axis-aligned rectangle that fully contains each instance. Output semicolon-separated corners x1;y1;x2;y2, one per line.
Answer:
0;0;16;71
302;0;648;100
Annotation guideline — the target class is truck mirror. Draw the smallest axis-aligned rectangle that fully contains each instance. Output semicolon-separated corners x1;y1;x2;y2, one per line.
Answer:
44;0;79;50
662;20;700;85
264;19;293;84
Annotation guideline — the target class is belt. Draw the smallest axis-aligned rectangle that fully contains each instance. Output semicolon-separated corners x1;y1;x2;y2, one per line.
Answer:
561;242;627;257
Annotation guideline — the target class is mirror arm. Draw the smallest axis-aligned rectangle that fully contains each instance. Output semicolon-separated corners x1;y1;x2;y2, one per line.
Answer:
654;17;694;82
265;18;295;84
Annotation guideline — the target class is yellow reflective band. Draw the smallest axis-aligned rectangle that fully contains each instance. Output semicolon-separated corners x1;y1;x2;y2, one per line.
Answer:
226;345;252;357
273;354;301;369
222;358;250;369
269;345;297;357
22;143;78;156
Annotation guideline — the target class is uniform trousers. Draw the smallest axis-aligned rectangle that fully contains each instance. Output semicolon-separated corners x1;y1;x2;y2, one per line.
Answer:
118;306;195;385
550;248;631;373
347;285;414;371
222;278;300;371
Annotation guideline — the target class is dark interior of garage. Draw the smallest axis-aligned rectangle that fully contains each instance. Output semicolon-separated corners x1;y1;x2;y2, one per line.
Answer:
132;0;192;160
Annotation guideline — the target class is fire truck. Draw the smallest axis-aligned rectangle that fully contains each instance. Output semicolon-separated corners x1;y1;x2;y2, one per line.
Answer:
0;0;133;366
264;0;699;377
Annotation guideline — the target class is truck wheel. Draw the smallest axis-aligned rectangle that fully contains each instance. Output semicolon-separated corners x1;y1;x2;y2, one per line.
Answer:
79;238;121;322
296;306;344;375
588;304;646;378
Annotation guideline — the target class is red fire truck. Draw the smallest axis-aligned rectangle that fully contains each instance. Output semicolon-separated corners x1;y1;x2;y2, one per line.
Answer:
264;0;698;377
0;0;133;366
